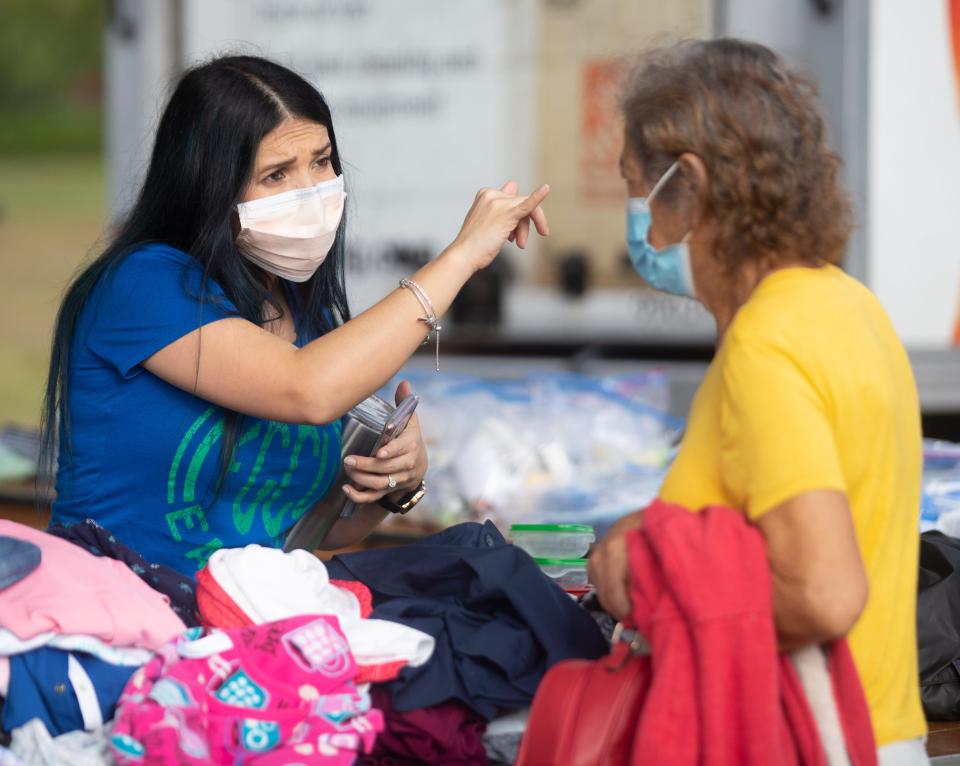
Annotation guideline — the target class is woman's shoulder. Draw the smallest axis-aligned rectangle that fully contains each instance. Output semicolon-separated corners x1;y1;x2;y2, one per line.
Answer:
80;243;238;377
102;242;229;301
86;242;236;330
729;265;860;343
112;242;202;276
723;264;899;380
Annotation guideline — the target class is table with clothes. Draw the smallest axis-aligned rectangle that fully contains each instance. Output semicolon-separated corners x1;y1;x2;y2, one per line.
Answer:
0;517;607;765
3;503;929;765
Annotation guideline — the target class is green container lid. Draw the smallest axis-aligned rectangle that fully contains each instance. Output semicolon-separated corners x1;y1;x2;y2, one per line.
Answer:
534;557;589;568
510;523;594;533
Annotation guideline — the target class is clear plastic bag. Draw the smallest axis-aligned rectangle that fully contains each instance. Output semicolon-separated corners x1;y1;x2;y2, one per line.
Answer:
921;440;960;533
384;370;682;528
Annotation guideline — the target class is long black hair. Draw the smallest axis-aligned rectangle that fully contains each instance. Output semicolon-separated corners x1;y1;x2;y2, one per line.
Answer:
39;55;351;497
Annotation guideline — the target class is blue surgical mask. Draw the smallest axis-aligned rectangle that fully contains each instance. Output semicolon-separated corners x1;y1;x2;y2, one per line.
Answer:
626;161;696;298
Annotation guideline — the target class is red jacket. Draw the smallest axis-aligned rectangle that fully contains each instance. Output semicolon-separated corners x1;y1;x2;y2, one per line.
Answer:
517;500;877;765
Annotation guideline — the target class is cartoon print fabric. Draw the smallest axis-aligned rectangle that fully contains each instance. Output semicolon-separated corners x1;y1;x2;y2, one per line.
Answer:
110;615;384;765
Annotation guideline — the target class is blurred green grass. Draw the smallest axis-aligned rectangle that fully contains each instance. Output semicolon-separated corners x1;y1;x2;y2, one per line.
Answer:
0;107;101;156
0;154;106;428
0;153;105;216
0;0;105;429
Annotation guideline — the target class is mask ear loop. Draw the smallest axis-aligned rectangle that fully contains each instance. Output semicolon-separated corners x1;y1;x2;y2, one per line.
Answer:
649;160;695;245
646;160;681;204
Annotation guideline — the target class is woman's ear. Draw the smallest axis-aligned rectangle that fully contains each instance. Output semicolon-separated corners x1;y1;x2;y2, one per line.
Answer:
678;152;709;228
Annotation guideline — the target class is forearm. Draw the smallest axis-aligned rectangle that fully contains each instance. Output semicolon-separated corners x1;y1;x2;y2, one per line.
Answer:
294;245;475;422
315;502;390;551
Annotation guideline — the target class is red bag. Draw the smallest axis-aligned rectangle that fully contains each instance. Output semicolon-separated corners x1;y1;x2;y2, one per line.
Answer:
515;626;650;766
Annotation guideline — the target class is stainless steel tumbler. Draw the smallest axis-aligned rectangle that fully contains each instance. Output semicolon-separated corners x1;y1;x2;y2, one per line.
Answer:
283;394;394;552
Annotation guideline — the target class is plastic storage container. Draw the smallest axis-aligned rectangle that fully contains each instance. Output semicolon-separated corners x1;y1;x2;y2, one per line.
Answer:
534;557;590;589
510;523;595;559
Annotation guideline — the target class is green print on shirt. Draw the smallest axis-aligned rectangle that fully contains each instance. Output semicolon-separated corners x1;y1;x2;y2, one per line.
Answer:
229;422;333;537
164;408;338;561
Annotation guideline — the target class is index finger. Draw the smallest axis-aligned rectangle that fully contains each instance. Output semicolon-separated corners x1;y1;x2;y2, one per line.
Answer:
515;184;550;223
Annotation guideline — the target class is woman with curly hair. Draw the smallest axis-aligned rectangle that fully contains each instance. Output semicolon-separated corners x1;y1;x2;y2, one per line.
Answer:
589;39;926;763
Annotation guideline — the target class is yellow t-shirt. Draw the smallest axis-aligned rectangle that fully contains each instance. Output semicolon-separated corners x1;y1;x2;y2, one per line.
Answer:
659;264;925;746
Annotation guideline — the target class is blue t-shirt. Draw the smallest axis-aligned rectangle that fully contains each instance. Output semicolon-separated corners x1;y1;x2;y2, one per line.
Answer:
51;243;342;575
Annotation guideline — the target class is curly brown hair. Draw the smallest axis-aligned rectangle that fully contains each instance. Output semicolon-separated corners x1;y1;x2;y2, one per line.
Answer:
621;38;852;268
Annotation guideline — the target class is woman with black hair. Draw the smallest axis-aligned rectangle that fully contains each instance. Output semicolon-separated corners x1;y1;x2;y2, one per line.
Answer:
41;55;549;575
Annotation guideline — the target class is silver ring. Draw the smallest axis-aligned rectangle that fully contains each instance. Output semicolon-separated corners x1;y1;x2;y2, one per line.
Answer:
387;475;398;489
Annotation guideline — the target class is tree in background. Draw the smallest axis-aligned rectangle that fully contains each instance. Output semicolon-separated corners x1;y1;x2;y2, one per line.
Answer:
0;0;104;154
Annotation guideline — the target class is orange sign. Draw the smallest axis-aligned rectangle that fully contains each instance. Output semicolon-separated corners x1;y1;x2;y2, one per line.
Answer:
951;0;960;103
579;57;629;203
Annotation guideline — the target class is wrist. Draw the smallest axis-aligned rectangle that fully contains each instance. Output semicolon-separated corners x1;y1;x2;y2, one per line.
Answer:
378;480;427;515
387;487;411;503
440;240;481;279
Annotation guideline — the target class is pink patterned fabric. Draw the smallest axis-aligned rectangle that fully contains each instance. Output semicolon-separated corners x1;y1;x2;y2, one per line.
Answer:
110;615;384;765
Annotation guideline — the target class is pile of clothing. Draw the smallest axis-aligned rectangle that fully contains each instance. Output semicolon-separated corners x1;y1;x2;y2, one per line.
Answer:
0;520;186;764
0;520;608;765
195;522;607;765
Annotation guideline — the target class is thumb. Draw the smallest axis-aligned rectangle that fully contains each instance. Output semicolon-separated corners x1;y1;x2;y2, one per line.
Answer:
500;179;519;196
395;379;413;405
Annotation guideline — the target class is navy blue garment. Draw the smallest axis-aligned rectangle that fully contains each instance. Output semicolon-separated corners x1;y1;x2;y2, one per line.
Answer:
0;537;40;591
47;518;200;627
325;521;608;719
1;647;138;735
50;243;342;574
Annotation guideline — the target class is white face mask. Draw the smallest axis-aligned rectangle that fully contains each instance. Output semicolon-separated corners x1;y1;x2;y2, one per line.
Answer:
235;174;346;282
